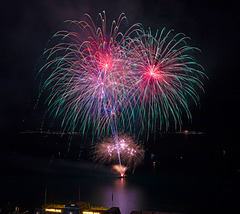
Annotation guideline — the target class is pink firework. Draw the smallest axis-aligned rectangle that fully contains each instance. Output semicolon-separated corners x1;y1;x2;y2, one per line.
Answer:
112;165;127;177
37;11;207;173
38;11;141;136
126;28;206;133
93;134;145;172
38;11;206;137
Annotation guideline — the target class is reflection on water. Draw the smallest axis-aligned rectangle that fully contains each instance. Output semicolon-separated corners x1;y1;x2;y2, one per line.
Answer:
105;178;144;214
0;156;146;214
1;153;236;214
78;176;145;214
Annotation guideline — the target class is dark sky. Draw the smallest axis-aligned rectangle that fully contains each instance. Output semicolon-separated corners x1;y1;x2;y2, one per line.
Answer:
1;2;240;212
1;0;240;139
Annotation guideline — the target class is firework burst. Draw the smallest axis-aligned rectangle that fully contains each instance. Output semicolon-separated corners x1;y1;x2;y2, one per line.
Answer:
127;28;206;134
38;11;141;137
93;134;145;172
112;165;127;177
38;12;206;137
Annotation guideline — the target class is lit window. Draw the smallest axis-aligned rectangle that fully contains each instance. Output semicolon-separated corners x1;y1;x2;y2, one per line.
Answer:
45;209;62;213
83;212;100;214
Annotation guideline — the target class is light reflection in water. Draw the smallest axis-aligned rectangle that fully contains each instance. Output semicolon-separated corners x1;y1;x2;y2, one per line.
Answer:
90;177;144;214
112;178;144;213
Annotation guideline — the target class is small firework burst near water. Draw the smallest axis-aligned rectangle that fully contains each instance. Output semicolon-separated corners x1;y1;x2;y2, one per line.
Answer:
93;134;145;174
112;165;127;177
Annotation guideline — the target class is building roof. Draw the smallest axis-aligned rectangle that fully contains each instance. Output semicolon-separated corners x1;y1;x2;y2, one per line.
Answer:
104;207;121;214
75;201;90;208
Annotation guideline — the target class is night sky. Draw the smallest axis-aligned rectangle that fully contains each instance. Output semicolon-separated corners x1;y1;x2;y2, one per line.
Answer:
1;0;240;159
1;0;240;213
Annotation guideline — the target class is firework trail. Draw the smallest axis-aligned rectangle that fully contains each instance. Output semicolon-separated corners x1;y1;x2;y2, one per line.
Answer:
94;134;144;173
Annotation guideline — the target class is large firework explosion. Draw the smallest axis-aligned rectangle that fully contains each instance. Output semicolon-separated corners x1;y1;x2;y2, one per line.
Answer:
37;11;206;171
93;134;144;173
127;28;206;135
37;11;141;138
38;11;205;137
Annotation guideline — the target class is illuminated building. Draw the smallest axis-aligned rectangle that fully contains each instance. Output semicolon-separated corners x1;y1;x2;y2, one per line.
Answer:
77;203;108;214
75;202;90;214
41;202;112;214
42;203;83;214
42;204;66;214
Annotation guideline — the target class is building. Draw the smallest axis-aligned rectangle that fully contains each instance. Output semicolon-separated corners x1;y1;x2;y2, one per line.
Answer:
42;203;76;214
103;207;121;214
41;202;112;214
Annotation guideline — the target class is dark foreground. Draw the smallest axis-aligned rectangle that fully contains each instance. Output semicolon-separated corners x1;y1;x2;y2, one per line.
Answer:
1;153;239;214
1;132;240;213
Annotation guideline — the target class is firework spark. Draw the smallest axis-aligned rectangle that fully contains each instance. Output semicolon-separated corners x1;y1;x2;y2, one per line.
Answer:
93;134;145;172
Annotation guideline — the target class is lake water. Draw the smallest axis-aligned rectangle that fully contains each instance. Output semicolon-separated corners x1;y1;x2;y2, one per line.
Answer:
1;154;239;214
1;132;239;213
